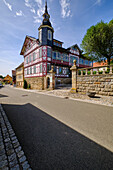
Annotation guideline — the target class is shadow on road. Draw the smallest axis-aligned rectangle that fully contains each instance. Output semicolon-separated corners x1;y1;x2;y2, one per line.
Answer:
2;103;113;170
0;94;8;98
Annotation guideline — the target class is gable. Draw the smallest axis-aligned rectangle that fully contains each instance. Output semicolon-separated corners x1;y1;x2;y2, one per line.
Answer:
20;36;38;55
69;45;81;55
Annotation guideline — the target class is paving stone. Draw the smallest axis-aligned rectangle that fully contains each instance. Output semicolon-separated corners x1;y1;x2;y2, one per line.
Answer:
0;144;4;150
4;138;10;143
8;153;17;162
0;154;7;162
15;146;22;153
0;149;5;156
0;105;31;169
21;161;30;169
17;150;24;158
9;158;18;168
12;139;18;144
11;136;17;141
1;166;9;170
13;142;19;149
10;164;20;170
5;143;13;151
0;159;8;168
19;155;26;163
6;149;14;156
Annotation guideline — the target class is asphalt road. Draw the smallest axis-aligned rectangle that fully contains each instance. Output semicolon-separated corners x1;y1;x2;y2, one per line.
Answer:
0;85;113;170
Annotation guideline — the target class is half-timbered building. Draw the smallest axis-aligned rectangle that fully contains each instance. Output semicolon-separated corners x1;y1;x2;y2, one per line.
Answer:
20;1;93;89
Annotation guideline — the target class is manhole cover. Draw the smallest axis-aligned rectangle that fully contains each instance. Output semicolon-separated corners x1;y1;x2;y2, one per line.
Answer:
22;95;28;97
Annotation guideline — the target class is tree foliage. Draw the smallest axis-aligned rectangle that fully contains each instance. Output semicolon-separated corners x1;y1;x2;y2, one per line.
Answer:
23;80;27;89
81;19;113;65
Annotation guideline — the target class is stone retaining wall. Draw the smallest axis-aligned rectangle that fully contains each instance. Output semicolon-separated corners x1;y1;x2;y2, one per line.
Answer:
25;77;44;90
77;74;113;96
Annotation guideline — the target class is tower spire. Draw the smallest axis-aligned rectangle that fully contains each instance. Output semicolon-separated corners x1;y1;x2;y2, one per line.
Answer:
45;0;48;13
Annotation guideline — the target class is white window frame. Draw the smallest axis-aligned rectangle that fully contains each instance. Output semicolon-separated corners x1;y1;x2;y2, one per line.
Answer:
48;30;52;40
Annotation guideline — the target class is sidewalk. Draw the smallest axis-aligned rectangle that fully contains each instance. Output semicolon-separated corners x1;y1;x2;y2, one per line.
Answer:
0;104;31;170
11;86;113;107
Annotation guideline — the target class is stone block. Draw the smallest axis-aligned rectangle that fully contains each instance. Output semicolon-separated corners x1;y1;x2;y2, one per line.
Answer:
108;92;113;96
99;92;108;95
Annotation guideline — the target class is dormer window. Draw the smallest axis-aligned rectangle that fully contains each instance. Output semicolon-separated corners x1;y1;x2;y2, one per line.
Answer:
48;30;52;40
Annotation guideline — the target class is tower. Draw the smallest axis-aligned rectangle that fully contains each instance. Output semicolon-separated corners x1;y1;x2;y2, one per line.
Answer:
38;0;54;47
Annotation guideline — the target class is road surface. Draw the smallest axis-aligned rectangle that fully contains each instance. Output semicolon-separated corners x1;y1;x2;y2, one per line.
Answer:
0;85;113;169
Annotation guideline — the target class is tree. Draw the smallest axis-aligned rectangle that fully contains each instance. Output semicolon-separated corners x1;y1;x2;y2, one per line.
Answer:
81;19;113;65
23;80;27;89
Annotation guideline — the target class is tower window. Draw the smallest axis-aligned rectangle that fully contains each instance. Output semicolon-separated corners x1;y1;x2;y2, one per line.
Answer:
39;29;42;42
48;30;52;40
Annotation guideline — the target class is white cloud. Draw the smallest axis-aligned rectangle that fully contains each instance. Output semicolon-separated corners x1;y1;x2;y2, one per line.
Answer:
35;0;42;6
30;8;36;14
16;10;24;16
33;17;42;23
3;0;12;11
33;0;45;23
60;0;71;18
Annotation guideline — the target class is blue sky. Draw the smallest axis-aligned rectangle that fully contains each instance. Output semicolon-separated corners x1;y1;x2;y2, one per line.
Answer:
0;0;113;76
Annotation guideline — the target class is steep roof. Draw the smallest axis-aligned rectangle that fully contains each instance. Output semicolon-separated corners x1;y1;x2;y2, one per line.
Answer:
16;62;24;70
20;35;38;55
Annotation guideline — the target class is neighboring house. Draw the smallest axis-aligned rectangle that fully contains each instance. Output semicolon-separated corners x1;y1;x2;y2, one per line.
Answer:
12;70;16;85
0;78;3;84
16;62;24;87
20;1;93;89
93;61;107;71
3;75;12;84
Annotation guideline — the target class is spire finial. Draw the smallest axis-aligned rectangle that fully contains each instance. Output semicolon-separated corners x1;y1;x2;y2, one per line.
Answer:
45;0;48;13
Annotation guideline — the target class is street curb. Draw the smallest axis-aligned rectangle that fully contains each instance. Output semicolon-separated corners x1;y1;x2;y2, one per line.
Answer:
0;104;32;170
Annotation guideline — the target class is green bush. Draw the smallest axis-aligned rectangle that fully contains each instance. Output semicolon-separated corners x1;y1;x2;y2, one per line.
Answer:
88;71;91;75
99;71;103;74
78;70;81;75
83;71;86;75
28;84;31;89
93;71;96;74
23;80;27;89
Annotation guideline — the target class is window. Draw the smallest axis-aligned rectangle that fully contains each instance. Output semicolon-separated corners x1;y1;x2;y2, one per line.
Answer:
34;66;36;74
54;66;56;72
59;67;62;74
39;48;42;58
79;58;84;64
85;60;88;65
47;64;51;73
30;67;32;74
33;53;36;61
70;56;78;64
48;30;52;40
47;48;51;57
29;55;32;62
27;68;29;75
40;64;42;73
26;57;28;64
57;52;61;60
89;61;92;66
52;52;56;60
63;54;69;62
